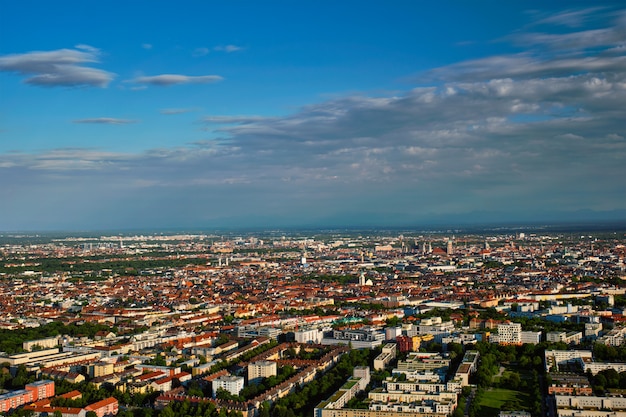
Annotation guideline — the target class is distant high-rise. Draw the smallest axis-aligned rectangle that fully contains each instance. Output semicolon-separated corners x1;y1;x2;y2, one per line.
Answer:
447;239;454;255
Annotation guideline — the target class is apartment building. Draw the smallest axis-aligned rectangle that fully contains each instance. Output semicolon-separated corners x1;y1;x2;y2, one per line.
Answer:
248;360;277;384
496;322;522;345
0;380;55;413
374;343;397;371
212;374;244;397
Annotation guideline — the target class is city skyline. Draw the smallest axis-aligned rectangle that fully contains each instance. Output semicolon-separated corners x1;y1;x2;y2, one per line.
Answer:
1;1;625;231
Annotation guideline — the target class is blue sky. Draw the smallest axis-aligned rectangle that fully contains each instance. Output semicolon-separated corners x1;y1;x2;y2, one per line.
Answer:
1;1;625;231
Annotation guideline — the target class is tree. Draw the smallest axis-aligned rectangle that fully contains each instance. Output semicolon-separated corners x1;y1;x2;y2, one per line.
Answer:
150;353;166;366
159;405;175;417
505;372;521;390
448;342;464;358
258;402;271;417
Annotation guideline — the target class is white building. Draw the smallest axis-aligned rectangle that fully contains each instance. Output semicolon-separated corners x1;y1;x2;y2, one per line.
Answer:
418;317;455;343
496;322;522;345
321;328;385;349
547;331;583;345
385;327;402;341
353;366;371;390
544;350;593;372
582;361;626;375
555;394;626;411
295;328;323;344
212;374;244;398
520;331;542;345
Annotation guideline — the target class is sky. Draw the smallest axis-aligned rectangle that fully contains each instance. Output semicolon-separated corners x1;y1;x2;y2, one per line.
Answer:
1;1;625;231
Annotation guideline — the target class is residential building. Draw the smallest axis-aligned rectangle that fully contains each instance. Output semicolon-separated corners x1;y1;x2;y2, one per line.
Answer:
248;360;277;384
212;374;244;398
495;322;522;345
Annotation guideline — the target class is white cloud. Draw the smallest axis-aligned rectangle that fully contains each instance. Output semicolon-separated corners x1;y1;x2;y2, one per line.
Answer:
531;7;607;28
0;47;114;87
556;133;585;140
160;108;197;115
75;44;100;53
1;149;131;171
419;9;626;84
142;43;153;50
130;74;223;86
203;115;266;124
73;118;137;124
2;6;625;229
214;44;243;52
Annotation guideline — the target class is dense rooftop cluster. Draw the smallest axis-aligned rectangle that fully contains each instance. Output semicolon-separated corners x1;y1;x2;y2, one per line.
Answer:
0;228;625;417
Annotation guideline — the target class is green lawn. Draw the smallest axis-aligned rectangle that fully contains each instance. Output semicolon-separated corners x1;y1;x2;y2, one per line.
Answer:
475;388;531;417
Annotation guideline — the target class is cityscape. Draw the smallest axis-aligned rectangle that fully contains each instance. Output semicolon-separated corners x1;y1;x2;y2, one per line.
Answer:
0;227;625;417
2;1;626;417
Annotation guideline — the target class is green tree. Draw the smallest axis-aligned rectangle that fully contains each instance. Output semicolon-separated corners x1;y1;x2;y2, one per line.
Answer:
258;402;271;417
159;405;175;417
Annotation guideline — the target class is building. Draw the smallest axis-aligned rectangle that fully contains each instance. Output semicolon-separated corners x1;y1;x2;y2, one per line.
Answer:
151;376;174;392
212;374;244;398
582;361;626;375
544;350;593;372
495;322;522;345
447;239;454;255
396;335;422;352
454;351;480;386
248;360;277;384
316;365;456;417
393;352;451;375
385;327;402;341
597;327;626;346
84;397;118;417
25;380;55;401
555;394;626;411
548;373;592;396
23;337;60;352
295;328;323;344
352;366;371;390
0;381;55;414
547;331;583;345
321;328;385;349
418;317;455;343
499;412;531;417
520;331;542;345
374;344;397;371
90;362;114;378
314;367;372;412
